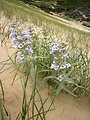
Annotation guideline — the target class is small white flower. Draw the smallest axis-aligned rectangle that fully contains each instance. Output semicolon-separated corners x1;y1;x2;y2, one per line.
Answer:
17;43;24;48
51;63;59;70
60;63;71;70
57;74;63;81
17;52;24;61
20;54;24;60
28;48;33;53
66;63;71;68
17;36;22;40
60;65;66;70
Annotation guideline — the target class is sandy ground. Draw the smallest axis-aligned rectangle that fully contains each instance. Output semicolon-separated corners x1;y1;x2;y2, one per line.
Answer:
0;12;90;119
0;42;90;120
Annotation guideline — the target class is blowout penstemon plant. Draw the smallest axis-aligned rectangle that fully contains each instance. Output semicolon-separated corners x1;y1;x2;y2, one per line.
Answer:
46;41;76;96
48;41;90;97
9;22;90;98
9;22;51;65
9;22;34;61
50;42;71;81
9;22;55;120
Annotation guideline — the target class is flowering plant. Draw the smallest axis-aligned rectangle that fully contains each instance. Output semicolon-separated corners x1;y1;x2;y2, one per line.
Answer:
50;42;71;81
8;22;90;97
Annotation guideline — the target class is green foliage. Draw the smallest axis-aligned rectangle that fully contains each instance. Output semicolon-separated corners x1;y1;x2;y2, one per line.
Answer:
16;65;55;120
8;21;90;97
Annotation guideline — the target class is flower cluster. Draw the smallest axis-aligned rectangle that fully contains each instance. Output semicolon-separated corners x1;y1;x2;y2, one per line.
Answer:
50;42;71;81
9;22;35;61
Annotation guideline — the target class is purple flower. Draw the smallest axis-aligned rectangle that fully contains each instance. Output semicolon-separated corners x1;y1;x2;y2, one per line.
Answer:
28;48;33;53
56;74;63;81
24;47;29;51
17;43;24;48
11;39;19;48
65;63;71;68
17;36;22;40
17;52;24;61
50;42;60;54
23;41;32;46
22;34;31;39
19;54;24;60
51;61;59;70
11;36;17;41
22;30;30;35
25;48;33;53
60;63;71;70
60;65;66;70
10;32;17;38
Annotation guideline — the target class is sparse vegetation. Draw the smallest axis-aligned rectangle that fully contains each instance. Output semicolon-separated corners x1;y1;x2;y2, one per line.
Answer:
0;0;90;120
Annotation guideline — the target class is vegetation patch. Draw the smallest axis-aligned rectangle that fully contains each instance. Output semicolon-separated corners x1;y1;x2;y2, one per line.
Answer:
0;0;90;119
7;21;90;97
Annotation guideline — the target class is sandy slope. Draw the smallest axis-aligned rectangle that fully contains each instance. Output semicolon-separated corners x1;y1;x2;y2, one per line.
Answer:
0;11;90;120
0;42;90;120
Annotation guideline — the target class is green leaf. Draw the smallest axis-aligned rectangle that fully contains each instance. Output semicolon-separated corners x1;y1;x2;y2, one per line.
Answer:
37;69;50;74
63;75;85;88
63;86;77;97
30;66;37;81
55;84;63;96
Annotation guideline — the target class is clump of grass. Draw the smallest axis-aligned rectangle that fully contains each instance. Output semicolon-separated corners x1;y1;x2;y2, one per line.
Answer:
0;79;4;120
16;65;55;120
0;79;9;120
0;21;55;120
